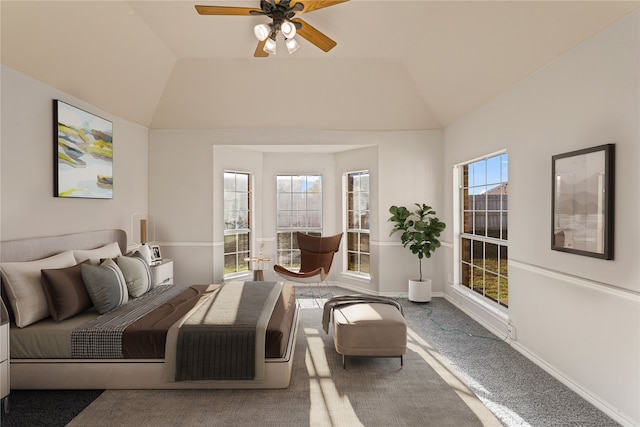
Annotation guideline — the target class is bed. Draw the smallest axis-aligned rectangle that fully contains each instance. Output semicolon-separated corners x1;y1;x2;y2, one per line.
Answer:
0;229;299;389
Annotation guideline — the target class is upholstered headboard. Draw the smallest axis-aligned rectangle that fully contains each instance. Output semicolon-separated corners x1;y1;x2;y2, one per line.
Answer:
0;229;127;322
0;229;127;263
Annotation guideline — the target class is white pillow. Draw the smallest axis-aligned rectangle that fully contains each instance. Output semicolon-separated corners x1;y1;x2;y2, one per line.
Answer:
116;255;153;298
73;242;122;265
1;251;76;327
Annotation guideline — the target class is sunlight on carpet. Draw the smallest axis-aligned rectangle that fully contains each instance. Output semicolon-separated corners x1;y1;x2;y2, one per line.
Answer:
305;329;363;427
65;287;501;427
407;328;498;424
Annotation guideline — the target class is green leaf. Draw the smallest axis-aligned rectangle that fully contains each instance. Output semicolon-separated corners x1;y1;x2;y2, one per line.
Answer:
387;203;447;278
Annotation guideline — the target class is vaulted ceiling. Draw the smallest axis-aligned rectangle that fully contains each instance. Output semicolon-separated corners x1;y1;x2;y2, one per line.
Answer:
1;1;637;130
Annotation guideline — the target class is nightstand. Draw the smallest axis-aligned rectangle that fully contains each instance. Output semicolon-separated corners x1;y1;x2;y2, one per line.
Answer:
1;299;9;413
151;259;173;286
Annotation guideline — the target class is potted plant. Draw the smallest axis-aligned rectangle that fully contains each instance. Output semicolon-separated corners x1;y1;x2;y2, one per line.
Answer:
388;203;446;302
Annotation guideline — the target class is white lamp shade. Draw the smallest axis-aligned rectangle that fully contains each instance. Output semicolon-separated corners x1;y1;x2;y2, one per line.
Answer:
281;21;296;39
263;37;277;55
285;37;300;54
253;23;270;41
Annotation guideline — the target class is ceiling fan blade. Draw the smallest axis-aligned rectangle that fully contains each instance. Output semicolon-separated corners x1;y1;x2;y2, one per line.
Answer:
254;40;269;58
195;5;262;16
291;18;337;52
291;0;349;14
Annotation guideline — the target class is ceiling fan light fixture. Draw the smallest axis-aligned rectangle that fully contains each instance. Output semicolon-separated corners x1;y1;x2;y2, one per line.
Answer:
253;23;271;41
281;20;296;39
263;37;277;55
197;1;346;57
285;37;300;54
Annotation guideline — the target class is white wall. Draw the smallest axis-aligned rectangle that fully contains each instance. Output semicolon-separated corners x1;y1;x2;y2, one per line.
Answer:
0;65;149;243
375;131;445;295
2;8;637;425
259;151;340;282
442;11;639;426
148;129;443;294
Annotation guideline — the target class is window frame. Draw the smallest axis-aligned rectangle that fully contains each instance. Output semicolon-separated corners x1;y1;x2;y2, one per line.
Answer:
343;170;371;278
223;171;252;279
275;174;323;270
453;151;509;308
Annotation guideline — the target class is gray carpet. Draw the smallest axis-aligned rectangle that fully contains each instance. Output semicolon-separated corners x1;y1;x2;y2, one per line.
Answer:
67;289;499;427
400;296;620;427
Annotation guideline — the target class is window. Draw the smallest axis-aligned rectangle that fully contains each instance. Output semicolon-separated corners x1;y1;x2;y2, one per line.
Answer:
459;153;508;307
224;171;251;277
276;175;322;269
345;171;370;276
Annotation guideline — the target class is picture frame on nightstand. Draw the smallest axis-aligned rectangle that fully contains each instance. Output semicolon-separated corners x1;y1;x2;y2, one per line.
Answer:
150;244;162;262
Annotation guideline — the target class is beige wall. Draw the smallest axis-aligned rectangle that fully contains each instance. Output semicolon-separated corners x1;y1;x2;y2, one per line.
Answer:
1;10;637;426
0;66;149;244
148;129;442;293
442;11;639;426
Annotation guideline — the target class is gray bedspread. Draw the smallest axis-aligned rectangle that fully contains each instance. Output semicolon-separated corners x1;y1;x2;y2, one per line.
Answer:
175;281;283;381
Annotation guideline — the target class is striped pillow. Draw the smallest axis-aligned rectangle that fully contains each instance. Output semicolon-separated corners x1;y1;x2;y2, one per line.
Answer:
116;254;153;298
81;259;128;314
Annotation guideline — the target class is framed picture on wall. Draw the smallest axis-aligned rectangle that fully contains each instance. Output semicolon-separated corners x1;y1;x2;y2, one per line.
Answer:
551;143;615;259
53;100;113;199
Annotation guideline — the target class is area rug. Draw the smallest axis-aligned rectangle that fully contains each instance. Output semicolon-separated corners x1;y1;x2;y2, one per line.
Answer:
67;292;500;427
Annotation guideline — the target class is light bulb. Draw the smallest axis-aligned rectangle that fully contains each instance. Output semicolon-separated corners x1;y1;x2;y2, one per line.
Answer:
281;21;296;39
253;23;270;41
263;37;277;55
285;37;300;54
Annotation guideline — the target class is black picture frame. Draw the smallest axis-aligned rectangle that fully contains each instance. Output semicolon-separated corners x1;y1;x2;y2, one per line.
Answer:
551;144;614;259
54;100;113;199
150;244;162;262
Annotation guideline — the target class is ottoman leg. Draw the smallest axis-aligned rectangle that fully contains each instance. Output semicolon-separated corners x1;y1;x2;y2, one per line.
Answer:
343;354;346;369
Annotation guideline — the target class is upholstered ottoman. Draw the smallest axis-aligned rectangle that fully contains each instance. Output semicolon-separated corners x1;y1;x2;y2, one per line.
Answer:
332;302;407;369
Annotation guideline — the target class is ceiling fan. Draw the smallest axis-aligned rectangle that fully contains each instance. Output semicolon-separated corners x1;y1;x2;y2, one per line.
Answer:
195;0;348;57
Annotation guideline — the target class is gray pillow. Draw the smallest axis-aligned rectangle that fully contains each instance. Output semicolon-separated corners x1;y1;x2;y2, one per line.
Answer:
81;259;128;314
116;255;152;298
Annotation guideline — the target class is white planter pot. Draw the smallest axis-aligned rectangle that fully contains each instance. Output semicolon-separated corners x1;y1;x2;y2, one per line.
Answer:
408;278;432;302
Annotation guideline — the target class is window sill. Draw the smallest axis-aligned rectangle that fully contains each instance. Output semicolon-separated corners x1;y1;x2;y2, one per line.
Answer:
224;272;251;282
340;272;372;283
451;283;509;320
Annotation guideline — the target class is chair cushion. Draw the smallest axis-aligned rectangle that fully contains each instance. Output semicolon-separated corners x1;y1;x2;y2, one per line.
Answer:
333;303;407;357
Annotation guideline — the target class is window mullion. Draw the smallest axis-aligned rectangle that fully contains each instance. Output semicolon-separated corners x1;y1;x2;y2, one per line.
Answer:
460;233;508;247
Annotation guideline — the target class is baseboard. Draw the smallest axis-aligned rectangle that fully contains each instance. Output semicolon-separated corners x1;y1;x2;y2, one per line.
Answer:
328;280;636;426
443;288;637;427
328;281;447;300
509;341;637;427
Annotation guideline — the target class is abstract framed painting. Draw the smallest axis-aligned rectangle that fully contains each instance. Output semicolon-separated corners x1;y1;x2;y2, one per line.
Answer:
551;143;615;260
53;100;113;199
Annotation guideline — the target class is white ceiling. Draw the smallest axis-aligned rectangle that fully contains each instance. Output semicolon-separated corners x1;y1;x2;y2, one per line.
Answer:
1;1;638;130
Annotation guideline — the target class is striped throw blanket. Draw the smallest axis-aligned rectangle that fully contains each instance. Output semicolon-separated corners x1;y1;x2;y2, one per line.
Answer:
71;285;186;358
175;281;283;381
